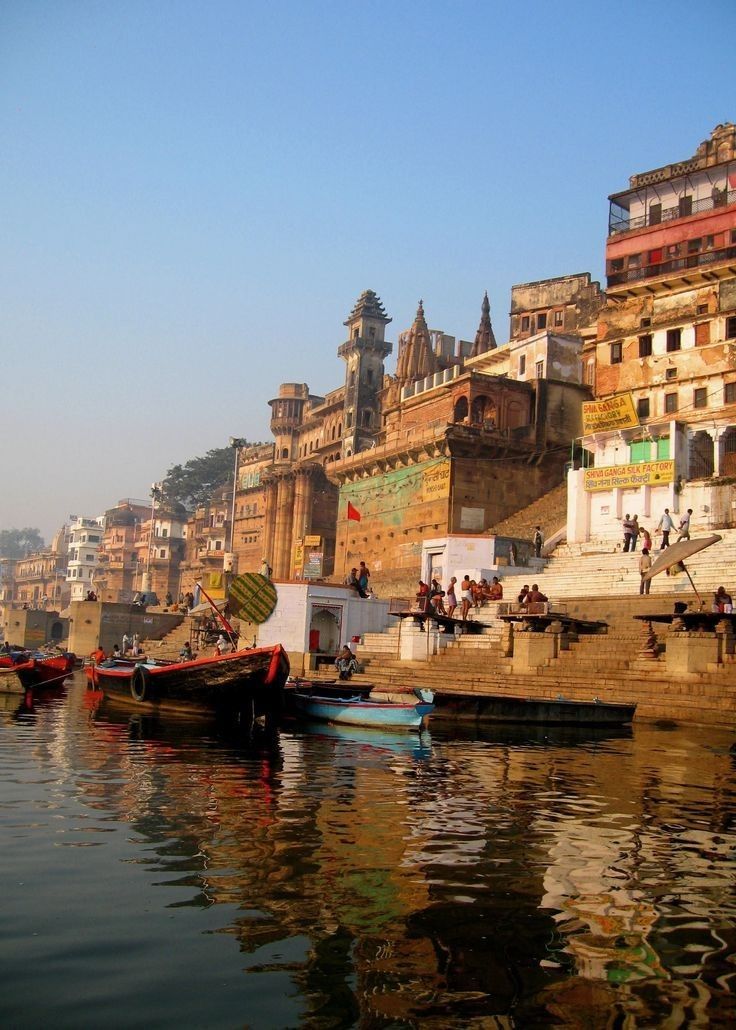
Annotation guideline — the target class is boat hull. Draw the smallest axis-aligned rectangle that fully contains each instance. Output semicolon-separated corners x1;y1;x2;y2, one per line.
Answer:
434;693;636;726
294;692;433;731
3;653;76;691
90;644;290;714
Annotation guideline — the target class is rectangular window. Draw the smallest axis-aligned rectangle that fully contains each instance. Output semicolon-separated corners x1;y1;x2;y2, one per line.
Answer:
649;202;662;225
537;312;547;330
554;310;563;326
521;316;530;331
726;315;736;339
636;397;650;419
665;393;678;413
535;360;544;378
648;248;663;264
725;382;736;404
687;238;701;254
159;549;166;559
697;304;708;315
693;387;707;409
695;322;710;346
679;195;693;217
630;439;650;462
666;328;682;352
640;317;651;328
519;355;526;375
610;342;622;364
656;436;670;460
628;253;641;268
666;367;678;380
161;528;168;538
639;334;652;357
610;257;624;272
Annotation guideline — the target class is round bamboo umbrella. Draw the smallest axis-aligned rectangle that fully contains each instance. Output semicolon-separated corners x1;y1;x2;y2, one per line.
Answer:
642;533;722;605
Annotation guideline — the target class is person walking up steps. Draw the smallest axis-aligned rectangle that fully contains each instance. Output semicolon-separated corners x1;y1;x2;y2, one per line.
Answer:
656;508;675;549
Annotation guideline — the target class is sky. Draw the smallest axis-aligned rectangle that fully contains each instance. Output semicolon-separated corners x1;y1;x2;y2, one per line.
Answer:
2;0;735;543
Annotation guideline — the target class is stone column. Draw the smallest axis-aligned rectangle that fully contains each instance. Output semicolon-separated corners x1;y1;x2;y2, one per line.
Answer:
290;468;316;577
273;474;296;580
262;479;277;573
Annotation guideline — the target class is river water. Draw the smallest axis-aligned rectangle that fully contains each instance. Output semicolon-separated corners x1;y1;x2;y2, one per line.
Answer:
1;672;735;1029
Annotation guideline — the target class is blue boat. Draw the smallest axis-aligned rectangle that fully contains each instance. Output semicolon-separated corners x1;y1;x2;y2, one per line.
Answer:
293;687;434;731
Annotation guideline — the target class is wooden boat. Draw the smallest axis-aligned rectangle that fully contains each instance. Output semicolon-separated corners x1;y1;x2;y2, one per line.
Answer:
433;692;636;726
0;650;76;691
87;644;290;714
286;676;374;700
293;687;434;731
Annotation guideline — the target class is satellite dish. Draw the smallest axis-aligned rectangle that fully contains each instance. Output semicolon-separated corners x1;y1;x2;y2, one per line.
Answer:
228;573;277;623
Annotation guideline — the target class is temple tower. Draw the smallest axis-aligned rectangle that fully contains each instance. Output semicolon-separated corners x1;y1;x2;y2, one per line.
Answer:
337;290;392;458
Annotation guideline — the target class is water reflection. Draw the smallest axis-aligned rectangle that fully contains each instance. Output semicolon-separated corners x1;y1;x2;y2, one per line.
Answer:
0;673;734;1028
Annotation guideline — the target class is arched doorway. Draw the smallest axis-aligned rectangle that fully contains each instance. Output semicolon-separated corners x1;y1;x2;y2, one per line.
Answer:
308;605;342;656
689;431;714;478
453;396;469;422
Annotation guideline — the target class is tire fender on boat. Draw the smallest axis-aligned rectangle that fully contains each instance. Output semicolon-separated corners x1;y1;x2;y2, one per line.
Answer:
130;665;149;702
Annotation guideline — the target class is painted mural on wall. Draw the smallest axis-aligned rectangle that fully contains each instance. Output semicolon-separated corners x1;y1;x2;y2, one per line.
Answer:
342;459;450;527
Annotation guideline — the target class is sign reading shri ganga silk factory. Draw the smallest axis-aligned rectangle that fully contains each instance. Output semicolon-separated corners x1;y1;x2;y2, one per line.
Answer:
584;460;675;492
582;394;639;434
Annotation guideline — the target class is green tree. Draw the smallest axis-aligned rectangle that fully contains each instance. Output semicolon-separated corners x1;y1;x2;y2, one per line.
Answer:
0;527;45;558
163;444;263;512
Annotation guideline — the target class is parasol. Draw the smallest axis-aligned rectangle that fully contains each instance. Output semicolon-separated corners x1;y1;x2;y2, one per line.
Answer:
643;533;722;605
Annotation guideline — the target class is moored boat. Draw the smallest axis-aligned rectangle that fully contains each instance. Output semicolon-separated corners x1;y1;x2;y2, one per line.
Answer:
0;650;76;691
293;687;434;731
88;643;290;714
433;692;636;726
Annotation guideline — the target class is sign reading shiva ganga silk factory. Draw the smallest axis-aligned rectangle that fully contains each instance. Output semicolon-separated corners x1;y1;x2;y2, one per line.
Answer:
583;460;675;492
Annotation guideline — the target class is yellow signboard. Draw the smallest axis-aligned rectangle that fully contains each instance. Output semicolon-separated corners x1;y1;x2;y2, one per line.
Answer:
293;541;304;572
304;534;321;547
422;462;450;502
584;460;675;492
582;394;639;434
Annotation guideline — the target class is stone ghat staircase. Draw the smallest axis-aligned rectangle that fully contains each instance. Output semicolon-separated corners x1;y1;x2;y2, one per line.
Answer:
488;480;568;543
525;526;736;601
336;605;735;725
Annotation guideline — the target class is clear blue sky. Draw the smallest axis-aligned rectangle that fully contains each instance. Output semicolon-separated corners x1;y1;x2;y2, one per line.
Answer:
2;0;734;542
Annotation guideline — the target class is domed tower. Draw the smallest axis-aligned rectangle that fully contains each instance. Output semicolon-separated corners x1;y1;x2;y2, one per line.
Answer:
337;290;392;458
395;300;438;383
268;383;309;463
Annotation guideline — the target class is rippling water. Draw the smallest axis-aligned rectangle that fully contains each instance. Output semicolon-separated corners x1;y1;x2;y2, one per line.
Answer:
1;673;734;1028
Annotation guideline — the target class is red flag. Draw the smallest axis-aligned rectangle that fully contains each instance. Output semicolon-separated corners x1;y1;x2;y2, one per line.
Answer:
347;502;361;522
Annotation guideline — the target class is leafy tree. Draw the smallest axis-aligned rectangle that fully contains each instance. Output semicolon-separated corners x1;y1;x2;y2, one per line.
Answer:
0;527;45;558
163;444;263;512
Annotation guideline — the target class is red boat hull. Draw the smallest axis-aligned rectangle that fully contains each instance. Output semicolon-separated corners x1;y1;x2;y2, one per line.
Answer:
11;653;76;691
89;644;290;714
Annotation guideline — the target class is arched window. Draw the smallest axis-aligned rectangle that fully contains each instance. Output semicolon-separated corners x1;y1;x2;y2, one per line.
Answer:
689;430;714;478
281;447;289;459
453;396;469;422
722;426;736;476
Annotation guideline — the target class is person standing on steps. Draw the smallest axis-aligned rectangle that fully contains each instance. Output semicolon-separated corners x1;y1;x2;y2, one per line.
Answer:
677;508;693;542
639;548;652;595
533;526;543;559
656;508;675;549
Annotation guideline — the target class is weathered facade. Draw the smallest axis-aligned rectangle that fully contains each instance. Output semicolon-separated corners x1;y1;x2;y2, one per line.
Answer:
569;124;736;544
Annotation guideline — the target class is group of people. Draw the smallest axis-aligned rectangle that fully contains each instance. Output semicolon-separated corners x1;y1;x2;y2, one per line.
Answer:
414;574;505;622
516;584;548;608
344;561;372;598
622;508;693;554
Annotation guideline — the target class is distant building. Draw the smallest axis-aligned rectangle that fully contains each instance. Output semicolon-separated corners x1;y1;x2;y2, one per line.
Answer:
66;516;104;602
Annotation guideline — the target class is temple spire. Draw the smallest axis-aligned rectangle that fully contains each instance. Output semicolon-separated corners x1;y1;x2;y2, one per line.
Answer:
470;291;497;356
395;299;439;383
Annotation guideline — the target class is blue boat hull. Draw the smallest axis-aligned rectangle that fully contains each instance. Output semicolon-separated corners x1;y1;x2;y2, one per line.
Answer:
294;692;433;731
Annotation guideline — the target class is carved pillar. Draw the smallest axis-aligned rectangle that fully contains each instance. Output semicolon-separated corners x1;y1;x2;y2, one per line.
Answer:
273;474;296;580
290;468;316;577
262;479;277;571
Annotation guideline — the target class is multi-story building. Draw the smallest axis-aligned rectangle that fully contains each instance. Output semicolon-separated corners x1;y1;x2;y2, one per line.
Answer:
569;123;736;543
94;499;149;601
179;489;232;600
66;516;104;602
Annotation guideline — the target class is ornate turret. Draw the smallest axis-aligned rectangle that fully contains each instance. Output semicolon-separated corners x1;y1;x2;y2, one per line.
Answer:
338;290;393;458
470;291;497;356
395;300;439;383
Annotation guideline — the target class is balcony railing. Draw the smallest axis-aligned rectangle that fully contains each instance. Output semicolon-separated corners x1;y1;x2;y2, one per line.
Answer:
609;189;736;236
608;244;736;288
